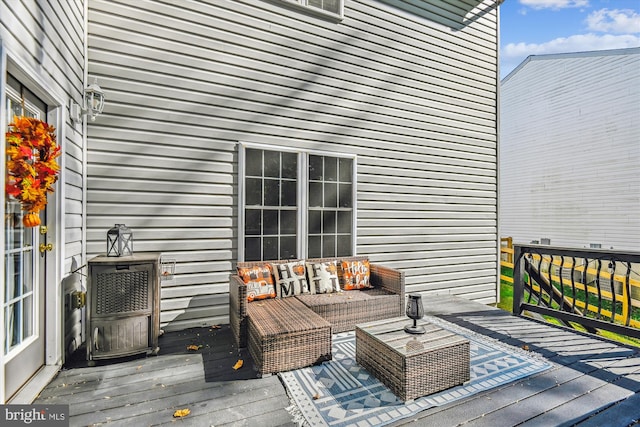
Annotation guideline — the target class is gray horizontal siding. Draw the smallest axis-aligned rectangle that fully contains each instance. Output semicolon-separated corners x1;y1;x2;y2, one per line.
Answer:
87;0;499;330
500;49;640;251
1;0;86;361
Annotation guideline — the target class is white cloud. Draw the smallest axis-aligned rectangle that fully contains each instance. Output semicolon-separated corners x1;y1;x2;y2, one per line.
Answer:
586;9;640;33
502;33;640;58
500;33;640;77
519;0;589;10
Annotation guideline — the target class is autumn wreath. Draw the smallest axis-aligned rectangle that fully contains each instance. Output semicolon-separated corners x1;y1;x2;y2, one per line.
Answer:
5;116;61;227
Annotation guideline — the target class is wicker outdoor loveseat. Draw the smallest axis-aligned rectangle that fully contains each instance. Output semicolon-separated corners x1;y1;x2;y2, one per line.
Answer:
229;256;405;376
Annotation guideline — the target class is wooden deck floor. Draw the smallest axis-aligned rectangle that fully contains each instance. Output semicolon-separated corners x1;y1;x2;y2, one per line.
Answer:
35;296;640;426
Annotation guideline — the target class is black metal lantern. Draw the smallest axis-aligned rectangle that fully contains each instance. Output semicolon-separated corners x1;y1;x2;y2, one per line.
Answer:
404;294;425;334
107;224;133;257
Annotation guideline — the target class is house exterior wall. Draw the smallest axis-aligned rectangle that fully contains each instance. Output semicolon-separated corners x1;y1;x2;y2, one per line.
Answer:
86;0;500;331
1;0;86;401
500;48;640;251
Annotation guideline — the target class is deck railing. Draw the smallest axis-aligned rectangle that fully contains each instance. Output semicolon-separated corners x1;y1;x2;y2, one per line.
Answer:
509;243;640;339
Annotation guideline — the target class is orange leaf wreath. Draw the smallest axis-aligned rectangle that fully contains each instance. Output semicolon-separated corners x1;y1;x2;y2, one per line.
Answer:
5;116;60;227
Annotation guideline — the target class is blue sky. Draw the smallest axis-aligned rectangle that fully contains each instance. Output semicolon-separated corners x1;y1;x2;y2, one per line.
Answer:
500;0;640;79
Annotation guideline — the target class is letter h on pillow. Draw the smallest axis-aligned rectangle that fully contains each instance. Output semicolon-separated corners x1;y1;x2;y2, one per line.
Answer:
341;259;372;290
271;261;312;298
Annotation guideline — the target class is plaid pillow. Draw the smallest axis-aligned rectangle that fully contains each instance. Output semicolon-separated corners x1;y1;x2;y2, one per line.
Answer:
237;265;276;302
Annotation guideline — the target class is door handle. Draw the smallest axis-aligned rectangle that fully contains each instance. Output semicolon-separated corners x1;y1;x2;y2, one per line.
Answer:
39;243;53;253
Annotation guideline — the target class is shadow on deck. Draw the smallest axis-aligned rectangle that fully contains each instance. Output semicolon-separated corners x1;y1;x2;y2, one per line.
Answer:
36;296;640;427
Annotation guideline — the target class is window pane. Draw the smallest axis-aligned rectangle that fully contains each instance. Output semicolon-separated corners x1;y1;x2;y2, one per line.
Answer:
246;178;262;206
309;155;323;180
246;149;262;176
264;151;280;178
337;211;351;233
323;211;336;233
23;295;33;339
309;182;323;207
245;209;261;235
280;236;297;259
339;183;352;208
337;235;352;257
323;235;336;257
324;183;337;207
308;0;340;14
308;210;321;234
281;180;296;206
264;179;280;206
339;157;352;182
308;236;322;258
282;152;297;179
245;237;261;261
281;210;296;235
263;210;278;235
263;237;279;260
324;157;337;181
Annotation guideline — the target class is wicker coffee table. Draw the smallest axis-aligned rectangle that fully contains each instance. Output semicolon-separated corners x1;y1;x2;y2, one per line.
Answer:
355;317;470;401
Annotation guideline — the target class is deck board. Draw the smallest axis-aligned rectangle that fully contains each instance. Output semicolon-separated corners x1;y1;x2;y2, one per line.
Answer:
34;296;640;426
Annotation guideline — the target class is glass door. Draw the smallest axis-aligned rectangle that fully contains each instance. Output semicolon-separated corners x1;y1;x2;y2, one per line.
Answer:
3;76;47;400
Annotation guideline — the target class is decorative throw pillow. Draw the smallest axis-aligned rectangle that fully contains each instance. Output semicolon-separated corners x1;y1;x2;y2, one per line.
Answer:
341;259;372;290
237;266;276;302
271;261;312;298
306;261;341;294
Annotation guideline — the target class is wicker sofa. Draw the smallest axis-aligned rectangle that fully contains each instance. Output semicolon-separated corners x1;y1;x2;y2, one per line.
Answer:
229;256;405;375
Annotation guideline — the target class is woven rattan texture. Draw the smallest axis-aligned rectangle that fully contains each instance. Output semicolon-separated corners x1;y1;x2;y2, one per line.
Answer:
247;298;332;375
229;257;405;348
356;318;470;401
95;271;149;314
296;288;401;333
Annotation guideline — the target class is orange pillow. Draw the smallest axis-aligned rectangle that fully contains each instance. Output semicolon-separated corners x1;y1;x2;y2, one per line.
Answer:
341;259;371;290
237;265;276;302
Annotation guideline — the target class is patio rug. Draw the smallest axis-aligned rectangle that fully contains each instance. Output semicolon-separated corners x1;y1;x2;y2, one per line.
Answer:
279;315;552;427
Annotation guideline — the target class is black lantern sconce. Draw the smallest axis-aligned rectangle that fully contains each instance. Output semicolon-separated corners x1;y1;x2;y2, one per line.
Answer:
404;294;425;334
107;224;133;257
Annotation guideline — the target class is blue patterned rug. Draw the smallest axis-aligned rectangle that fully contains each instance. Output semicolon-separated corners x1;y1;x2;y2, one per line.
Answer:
279;316;552;427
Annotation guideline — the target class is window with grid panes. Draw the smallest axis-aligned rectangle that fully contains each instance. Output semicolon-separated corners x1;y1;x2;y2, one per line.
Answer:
282;0;342;16
241;146;354;261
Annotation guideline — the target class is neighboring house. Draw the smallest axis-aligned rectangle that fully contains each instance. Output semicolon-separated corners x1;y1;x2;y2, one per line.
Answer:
500;48;640;251
0;0;500;403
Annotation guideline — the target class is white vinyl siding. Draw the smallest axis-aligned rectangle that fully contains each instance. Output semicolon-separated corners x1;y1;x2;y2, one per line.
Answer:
1;0;86;374
86;0;499;331
500;49;640;251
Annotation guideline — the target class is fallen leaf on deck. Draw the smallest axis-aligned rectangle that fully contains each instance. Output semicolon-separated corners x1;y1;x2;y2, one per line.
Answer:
521;345;530;351
313;393;321;400
173;408;191;418
210;325;221;329
187;344;203;351
232;359;244;370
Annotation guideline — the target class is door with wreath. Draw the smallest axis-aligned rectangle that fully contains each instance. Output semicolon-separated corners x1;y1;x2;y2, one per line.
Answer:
3;74;60;401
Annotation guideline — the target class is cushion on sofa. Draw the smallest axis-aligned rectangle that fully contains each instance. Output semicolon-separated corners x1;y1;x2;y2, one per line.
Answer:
306;260;341;294
341;259;371;290
271;261;312;298
237;265;277;302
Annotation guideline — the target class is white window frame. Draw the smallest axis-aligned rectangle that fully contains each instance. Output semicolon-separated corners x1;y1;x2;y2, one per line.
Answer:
238;142;356;262
279;0;344;20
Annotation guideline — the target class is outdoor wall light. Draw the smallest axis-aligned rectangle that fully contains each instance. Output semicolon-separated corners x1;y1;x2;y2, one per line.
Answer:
404;294;426;334
71;78;105;124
